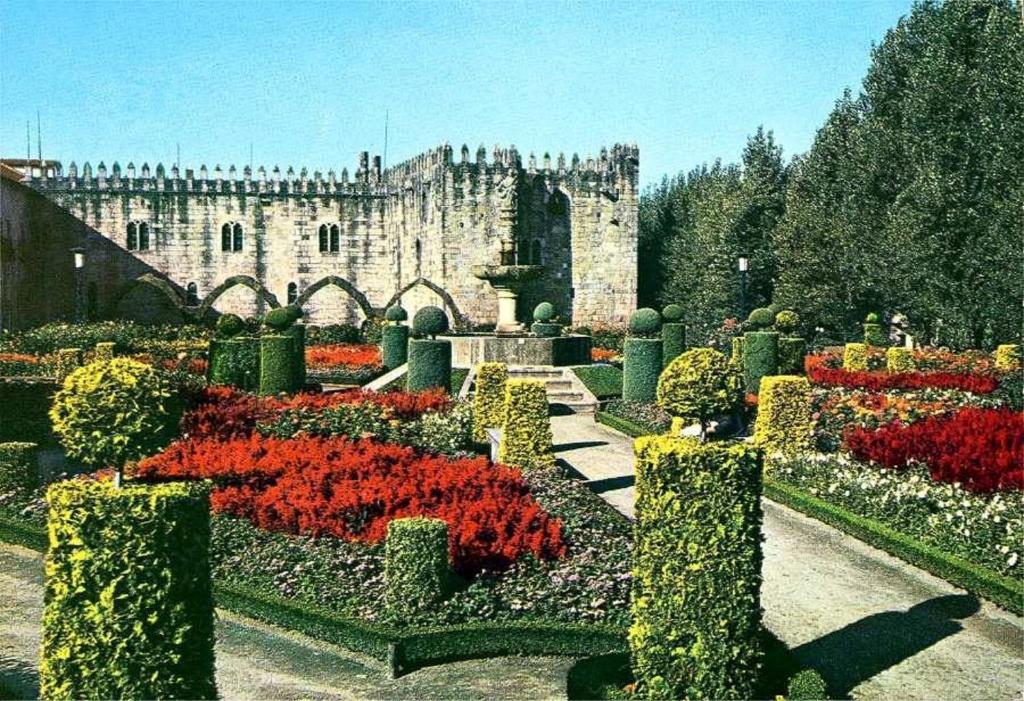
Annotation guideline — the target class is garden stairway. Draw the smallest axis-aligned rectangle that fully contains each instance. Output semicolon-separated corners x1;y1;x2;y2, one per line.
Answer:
503;366;599;414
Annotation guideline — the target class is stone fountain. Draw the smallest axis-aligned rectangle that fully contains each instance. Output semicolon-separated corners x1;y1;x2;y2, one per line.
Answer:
470;236;543;335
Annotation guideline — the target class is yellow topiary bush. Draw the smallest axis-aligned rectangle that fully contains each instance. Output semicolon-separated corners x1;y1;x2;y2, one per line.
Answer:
94;341;115;363
843;343;869;371
55;348;82;382
499;379;554;469
995;344;1021;371
886;346;915;373
657;348;741;439
752;375;813;459
472;362;508;443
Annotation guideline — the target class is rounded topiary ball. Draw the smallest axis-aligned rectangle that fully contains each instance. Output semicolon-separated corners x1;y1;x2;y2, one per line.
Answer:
533;302;556;323
216;313;244;338
747;307;775;329
657;348;741;429
767;302;783;317
385;304;408;323
775;309;800;334
263;307;294;332
630;308;662;337
866;312;880;323
662;304;684;322
284;304;304;322
412;306;449;338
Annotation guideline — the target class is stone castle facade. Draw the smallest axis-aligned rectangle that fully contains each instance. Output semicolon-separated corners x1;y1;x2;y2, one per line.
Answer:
26;143;638;328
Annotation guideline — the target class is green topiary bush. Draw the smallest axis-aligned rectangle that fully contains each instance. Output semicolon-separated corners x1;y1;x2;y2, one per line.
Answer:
843;342;869;371
661;322;686;369
40;480;216;700
285;323;307;389
93;341;115;363
55;348;82;382
995;344;1021;371
385;517;452;619
742;331;780;393
662;304;684;322
531;321;562;337
407;338;452;392
787;669;828;700
886;346;915;373
412;306;449;339
499;379;554;469
767;302;783;317
657;348;741;439
753;375;813;459
631;436;764;700
778;337;807;375
382;324;410;370
50;358;182;478
629;308;662;338
863;313;887;346
259;334;297;395
284;304;304;323
774;309;800;334
218;337;260;390
865;312;880;323
747;307;775;330
263;306;294;332
472;362;508;443
215;313;245;338
0;441;38;494
623;338;663;403
385;304;409;323
533;302;556;322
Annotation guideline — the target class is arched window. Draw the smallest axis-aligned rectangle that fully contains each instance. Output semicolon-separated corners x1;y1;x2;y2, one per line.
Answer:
415;238;422;272
127;222;138;250
329;224;340;253
531;239;543;265
186;282;199;306
318;224;328;253
221;223;232;252
517;238;529;265
287;282;298;305
232;223;244;252
138;222;150;251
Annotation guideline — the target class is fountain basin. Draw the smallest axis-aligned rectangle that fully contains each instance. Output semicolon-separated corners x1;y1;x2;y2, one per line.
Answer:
441;333;592;367
470;264;544;284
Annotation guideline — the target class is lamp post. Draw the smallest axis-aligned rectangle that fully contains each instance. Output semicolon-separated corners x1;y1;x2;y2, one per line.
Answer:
737;253;749;320
70;247;85;323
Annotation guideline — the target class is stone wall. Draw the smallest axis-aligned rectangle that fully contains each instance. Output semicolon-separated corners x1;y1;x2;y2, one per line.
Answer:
23;142;638;328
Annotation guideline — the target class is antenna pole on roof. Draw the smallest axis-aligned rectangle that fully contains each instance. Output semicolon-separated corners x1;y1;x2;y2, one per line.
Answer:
36;110;42;163
176;143;180;171
26;121;30;161
383;109;389;179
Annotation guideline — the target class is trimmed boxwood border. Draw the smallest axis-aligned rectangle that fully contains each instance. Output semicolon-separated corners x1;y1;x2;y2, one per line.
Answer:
595;411;647;438
0;510;626;677
764;480;1023;615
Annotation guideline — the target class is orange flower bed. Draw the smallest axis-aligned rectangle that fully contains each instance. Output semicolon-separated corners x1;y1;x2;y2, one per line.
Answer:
591;347;620;363
305;344;381;370
0;352;40;364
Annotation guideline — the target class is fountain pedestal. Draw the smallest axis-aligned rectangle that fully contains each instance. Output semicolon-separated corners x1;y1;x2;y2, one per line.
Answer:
470;263;544;335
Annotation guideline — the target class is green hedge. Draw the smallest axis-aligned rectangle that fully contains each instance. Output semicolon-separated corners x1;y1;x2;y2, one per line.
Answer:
407;338;452;392
40;480;216;700
531;321;562;338
286;324;307;389
0;442;38;494
778;337;806;375
742;331;779;394
259;334;296;395
623;337;662;403
631;436;764;699
215;336;260;390
572;364;623;399
863;321;887;347
764;480;1023;616
382;324;409;370
500;379;554;469
661;323;686;369
386;517;452;619
0;378;55;443
595;411;648;438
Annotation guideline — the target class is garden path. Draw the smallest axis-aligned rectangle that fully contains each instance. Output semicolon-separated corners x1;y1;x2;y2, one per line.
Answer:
550;413;1024;701
0;544;573;701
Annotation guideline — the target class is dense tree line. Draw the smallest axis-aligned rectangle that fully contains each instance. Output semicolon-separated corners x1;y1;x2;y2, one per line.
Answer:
640;0;1023;349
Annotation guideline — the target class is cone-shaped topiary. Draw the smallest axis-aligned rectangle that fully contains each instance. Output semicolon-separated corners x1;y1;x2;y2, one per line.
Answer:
385;304;409;323
774;310;800;334
630;308;662;338
657;348;741;439
747;307;775;329
662;304;684;322
216;313;245;338
284;304;304;323
263;307;294;332
533;302;556;322
412;306;449;339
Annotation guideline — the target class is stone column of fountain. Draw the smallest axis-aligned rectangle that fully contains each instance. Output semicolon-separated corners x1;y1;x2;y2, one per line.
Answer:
471;236;543;335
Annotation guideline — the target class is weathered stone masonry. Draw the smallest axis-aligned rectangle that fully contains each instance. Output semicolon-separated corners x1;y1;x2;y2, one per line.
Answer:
26;143;638;327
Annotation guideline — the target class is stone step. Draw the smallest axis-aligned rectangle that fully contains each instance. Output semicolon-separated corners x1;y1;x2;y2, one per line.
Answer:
548;391;585;402
544;380;574;390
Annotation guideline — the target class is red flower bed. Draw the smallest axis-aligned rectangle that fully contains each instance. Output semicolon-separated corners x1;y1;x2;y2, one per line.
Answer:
844;407;1024;493
181;386;451;440
805;355;998;394
591;348;620;363
306;344;381;370
137;435;566;574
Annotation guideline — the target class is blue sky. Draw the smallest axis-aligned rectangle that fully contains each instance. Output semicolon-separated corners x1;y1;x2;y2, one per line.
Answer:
1;1;911;188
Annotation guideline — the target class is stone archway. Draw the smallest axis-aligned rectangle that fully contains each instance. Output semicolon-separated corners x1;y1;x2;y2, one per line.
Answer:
110;273;189;321
293;276;375;320
195;275;280;320
385;277;468;327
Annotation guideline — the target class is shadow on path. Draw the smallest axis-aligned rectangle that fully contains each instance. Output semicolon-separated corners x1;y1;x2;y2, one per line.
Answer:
587;475;635;494
552;440;609;453
793;594;981;699
0;654;39;700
